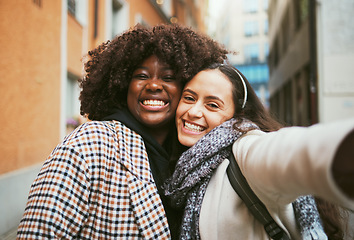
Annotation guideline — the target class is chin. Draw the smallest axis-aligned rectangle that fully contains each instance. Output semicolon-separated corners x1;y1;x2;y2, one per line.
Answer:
141;117;172;128
178;137;198;147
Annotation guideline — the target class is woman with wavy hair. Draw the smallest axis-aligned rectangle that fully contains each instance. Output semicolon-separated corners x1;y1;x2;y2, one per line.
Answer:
164;63;354;240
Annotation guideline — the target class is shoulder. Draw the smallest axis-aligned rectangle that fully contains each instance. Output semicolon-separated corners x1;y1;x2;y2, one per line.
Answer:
57;120;145;161
74;121;151;179
232;129;265;153
65;120;143;145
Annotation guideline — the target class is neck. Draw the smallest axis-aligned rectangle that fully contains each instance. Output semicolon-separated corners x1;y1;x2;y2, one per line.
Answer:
146;127;169;145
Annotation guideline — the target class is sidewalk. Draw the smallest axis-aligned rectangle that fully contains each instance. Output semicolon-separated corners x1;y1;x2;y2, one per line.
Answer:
0;227;17;240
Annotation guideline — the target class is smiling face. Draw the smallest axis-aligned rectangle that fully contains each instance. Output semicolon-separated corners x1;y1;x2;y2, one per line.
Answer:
176;69;236;147
127;55;182;131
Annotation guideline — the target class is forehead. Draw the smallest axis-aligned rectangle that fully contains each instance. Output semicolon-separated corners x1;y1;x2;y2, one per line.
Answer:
185;69;232;94
140;55;171;68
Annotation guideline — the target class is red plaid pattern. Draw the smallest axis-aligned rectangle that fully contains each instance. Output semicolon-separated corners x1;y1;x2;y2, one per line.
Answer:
17;121;171;239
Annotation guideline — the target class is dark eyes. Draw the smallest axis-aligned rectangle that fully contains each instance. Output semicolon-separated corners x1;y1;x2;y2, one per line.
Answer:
162;75;176;82
132;74;175;82
207;103;219;109
183;95;195;102
133;74;148;80
182;95;220;110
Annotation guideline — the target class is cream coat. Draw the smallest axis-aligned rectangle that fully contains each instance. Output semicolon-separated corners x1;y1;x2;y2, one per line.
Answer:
200;118;354;240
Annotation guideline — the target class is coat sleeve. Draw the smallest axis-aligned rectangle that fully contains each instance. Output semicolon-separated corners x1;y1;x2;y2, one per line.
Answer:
233;118;354;209
17;132;91;239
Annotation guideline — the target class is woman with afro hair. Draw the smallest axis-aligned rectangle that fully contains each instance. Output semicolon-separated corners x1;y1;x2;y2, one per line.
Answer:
17;24;229;239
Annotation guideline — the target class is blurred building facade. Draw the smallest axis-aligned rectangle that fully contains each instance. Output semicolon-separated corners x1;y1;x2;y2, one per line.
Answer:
268;0;354;126
211;0;270;106
0;0;207;236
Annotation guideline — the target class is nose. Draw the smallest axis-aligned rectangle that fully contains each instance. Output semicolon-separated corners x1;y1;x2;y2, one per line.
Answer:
146;77;163;92
187;104;203;118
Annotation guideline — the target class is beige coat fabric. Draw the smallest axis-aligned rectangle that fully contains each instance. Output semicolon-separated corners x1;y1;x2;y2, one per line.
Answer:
200;118;354;240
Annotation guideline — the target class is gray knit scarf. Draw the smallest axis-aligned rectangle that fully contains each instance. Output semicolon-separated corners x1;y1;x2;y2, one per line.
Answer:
164;118;327;240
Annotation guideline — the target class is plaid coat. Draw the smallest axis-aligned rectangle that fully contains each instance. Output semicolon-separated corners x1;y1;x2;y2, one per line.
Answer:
17;120;171;239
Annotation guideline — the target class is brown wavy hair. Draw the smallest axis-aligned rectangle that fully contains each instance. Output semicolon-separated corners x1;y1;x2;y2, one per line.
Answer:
315;198;347;240
79;24;229;120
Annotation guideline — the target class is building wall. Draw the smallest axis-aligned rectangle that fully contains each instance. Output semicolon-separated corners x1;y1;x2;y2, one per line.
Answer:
0;0;62;174
212;0;270;106
88;0;108;50
67;14;84;77
316;0;354;123
129;0;166;25
268;0;315;126
0;0;63;235
181;0;207;31
223;0;269;65
268;0;354;126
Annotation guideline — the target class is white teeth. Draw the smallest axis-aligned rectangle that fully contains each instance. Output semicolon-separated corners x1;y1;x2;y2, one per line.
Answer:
143;100;165;106
184;122;205;132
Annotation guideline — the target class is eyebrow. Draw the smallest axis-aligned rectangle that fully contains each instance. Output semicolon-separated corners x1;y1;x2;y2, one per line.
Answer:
135;66;174;72
183;88;225;104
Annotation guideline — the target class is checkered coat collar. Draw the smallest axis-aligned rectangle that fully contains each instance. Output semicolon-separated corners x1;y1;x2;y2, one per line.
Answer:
115;120;155;183
104;108;171;187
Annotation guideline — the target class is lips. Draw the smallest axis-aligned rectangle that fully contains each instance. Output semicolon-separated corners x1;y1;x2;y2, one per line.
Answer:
140;99;169;111
184;120;206;132
142;99;166;107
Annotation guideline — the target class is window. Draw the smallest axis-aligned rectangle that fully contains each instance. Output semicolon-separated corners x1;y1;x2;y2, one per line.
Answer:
294;0;309;29
243;0;259;13
112;0;128;38
244;43;259;63
94;0;98;38
244;21;259;37
264;19;268;35
235;64;270;106
263;0;268;11
68;0;76;16
67;0;87;26
243;65;267;84
160;0;172;17
33;0;42;7
66;73;81;134
264;43;269;57
299;0;309;22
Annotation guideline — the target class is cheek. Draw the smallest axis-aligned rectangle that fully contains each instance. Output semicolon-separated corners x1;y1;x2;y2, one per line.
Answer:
208;115;230;130
175;105;183;120
127;81;139;99
168;83;182;98
217;115;234;127
175;103;187;120
127;86;137;106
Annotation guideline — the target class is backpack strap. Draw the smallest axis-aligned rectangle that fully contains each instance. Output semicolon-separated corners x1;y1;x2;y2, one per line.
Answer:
226;148;290;240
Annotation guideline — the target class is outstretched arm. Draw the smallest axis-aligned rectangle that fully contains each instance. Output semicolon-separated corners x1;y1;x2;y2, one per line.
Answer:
234;118;354;208
332;129;354;199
